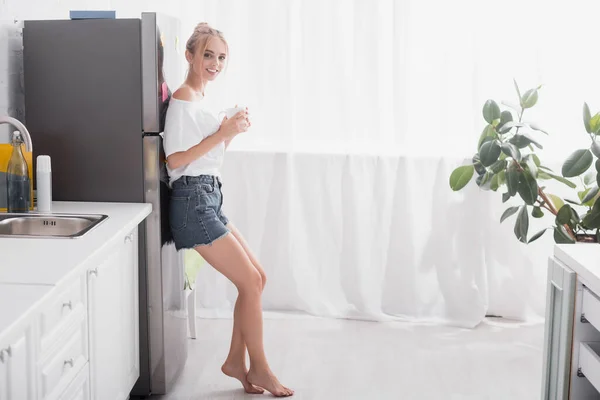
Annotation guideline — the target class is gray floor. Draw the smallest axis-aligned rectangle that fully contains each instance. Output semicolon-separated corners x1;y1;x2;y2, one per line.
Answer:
155;314;543;400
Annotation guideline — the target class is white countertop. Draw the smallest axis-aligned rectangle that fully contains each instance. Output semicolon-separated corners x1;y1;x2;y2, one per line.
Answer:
555;244;600;293
0;201;152;286
0;201;151;343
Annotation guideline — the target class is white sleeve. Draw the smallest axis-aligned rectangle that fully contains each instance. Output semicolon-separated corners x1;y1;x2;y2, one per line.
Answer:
163;105;194;157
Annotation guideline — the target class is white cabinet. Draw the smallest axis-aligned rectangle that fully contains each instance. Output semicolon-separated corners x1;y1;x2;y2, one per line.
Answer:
87;228;139;400
542;250;600;399
541;257;576;400
0;204;149;400
0;321;36;400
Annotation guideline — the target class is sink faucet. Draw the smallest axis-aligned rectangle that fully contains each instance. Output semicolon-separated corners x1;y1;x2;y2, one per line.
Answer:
0;116;33;152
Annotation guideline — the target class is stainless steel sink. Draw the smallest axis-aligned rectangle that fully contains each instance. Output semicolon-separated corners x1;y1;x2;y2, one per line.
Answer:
0;213;108;238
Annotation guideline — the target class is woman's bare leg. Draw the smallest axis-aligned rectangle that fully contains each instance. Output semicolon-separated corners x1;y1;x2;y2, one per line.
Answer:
221;297;264;394
195;233;293;397
221;223;267;393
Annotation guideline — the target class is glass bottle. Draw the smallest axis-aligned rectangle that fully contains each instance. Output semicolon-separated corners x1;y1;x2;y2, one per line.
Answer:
7;131;30;213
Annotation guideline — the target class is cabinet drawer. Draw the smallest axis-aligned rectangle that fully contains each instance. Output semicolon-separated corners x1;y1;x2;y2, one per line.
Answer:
39;323;87;400
55;362;90;400
579;342;600;393
39;274;86;351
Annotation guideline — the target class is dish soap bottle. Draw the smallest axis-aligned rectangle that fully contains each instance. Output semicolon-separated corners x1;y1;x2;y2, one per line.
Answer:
6;131;30;213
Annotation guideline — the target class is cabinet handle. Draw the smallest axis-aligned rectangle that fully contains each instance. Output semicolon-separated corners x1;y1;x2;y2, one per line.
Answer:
64;358;74;368
124;233;133;243
62;301;73;310
6;346;11;358
89;268;98;278
0;349;5;363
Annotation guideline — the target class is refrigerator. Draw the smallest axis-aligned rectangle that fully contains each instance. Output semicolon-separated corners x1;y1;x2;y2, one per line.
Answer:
22;12;187;397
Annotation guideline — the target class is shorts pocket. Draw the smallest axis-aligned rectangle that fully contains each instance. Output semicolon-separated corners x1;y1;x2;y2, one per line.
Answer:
169;196;189;231
198;183;215;194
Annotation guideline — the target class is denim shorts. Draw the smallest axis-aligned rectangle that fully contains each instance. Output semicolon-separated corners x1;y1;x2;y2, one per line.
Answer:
169;175;230;250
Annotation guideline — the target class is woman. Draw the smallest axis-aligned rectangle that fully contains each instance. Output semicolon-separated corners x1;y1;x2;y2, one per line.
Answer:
163;23;294;397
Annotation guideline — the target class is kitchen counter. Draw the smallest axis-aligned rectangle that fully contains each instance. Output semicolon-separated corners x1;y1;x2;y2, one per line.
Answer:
0;201;151;343
0;201;151;286
555;243;600;294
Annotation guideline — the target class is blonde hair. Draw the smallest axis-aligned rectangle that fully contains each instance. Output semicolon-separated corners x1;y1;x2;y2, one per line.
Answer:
185;23;229;75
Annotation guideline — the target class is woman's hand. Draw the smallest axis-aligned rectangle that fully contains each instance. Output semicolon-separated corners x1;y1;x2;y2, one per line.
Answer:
217;108;251;141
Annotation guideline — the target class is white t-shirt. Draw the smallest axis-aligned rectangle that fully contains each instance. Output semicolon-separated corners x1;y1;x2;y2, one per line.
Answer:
163;97;225;186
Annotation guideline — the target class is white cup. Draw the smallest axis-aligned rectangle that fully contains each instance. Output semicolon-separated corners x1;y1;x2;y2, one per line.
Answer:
219;106;245;120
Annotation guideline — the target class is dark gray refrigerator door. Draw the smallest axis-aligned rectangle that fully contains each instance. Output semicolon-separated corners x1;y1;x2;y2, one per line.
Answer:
141;12;182;134
135;135;187;397
23;18;144;203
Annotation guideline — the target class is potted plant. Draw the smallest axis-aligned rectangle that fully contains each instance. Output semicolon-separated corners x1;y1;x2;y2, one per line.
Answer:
449;80;600;244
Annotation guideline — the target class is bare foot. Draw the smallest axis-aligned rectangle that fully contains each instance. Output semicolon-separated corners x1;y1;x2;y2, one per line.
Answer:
221;362;264;394
247;367;294;397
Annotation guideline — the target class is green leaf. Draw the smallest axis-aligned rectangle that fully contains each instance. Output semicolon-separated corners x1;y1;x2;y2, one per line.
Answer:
554;225;576;244
565;198;581;206
506;165;519;196
521;88;538;109
490;173;500;191
477;125;496;150
570;207;581;226
546;172;577;188
502;192;511;203
581;185;600;206
501;143;521;161
514;206;529;243
500;206;520;223
476;172;493;190
479;140;501;167
527;122;549;135
548;194;565;211
562;149;593;177
584;102;592;134
523;155;538;178
490;159;507;174
528;228;547;243
532;154;541;167
483;100;501;124
498;111;513;133
596;158;600;172
517;170;538;205
472;154;486;175
592;141;600;158
509;133;543;149
538;171;552;180
556;204;573;225
497;170;506;186
583;200;600;229
584;170;597;186
449;165;474;191
591;113;600;134
513;79;522;101
532;206;544;218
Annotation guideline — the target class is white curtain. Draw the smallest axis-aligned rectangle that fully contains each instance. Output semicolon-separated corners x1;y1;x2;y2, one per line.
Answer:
189;151;554;328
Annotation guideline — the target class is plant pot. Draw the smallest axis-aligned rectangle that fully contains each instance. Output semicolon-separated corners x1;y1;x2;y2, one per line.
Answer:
576;234;598;243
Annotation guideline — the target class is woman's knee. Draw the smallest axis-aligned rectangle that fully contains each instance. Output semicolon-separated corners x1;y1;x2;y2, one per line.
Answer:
237;268;263;296
259;269;267;291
